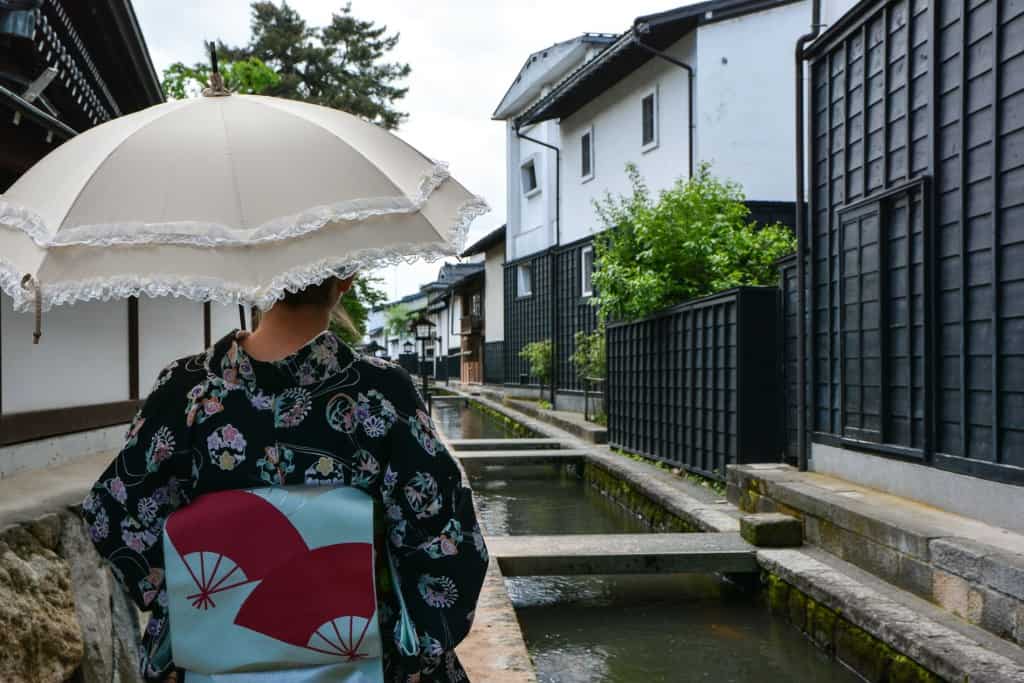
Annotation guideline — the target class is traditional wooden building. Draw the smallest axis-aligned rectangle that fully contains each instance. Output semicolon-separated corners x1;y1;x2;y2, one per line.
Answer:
791;0;1022;514
0;1;245;477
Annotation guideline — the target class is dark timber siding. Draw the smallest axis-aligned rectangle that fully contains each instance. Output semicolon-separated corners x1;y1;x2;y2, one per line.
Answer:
484;341;505;384
554;238;600;393
807;0;1024;483
607;287;782;481
504;252;552;385
779;255;802;465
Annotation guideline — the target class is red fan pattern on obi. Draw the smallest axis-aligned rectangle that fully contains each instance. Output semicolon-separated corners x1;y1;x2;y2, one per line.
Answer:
164;490;377;661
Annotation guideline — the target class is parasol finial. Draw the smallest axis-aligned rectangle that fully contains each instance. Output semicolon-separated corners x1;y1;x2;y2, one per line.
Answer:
203;41;230;97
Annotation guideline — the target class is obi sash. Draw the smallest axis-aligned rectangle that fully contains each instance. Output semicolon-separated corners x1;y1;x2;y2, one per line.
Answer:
163;485;391;682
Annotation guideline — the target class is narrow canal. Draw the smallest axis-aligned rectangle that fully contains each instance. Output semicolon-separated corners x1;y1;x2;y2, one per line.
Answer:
432;398;862;683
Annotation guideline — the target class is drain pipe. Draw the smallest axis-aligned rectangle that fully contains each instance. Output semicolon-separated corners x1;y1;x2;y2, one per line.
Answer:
795;0;823;471
630;24;695;179
514;122;561;407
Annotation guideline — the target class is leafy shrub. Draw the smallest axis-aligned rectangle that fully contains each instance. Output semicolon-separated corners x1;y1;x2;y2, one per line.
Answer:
592;163;796;321
519;340;553;398
571;324;607;383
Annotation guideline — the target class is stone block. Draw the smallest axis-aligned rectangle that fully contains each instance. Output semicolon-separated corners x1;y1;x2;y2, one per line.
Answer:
834;620;892;683
840;532;901;585
980;551;1024;601
930;537;988;582
787;586;808;630
932;570;975;621
740;513;803;547
807;599;838;653
896;553;935;601
976;586;1018;642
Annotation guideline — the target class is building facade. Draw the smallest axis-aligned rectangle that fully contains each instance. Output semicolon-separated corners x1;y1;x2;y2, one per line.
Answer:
0;1;192;476
494;0;849;409
795;0;1024;505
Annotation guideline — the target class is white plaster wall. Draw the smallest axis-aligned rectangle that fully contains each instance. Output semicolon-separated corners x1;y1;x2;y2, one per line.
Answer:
559;34;697;245
210;302;242;343
446;296;462;349
508;120;560;260
484;243;505;342
823;0;864;29
1;294;129;413
694;0;811;202
138;297;204;391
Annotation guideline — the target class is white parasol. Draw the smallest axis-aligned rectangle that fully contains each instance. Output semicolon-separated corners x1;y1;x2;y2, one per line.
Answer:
0;72;488;336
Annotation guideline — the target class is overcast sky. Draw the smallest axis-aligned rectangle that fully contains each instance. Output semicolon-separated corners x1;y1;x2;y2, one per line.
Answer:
133;0;688;300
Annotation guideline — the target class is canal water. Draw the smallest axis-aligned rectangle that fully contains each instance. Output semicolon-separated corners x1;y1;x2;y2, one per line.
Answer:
431;397;534;440
437;398;861;683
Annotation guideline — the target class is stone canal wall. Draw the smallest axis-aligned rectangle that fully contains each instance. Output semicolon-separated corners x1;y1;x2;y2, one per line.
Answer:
0;509;141;683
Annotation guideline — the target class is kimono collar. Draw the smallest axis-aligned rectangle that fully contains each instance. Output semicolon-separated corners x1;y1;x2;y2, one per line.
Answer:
209;329;355;390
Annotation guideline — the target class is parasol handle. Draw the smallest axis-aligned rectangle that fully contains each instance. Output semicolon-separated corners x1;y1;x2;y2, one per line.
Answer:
20;274;42;344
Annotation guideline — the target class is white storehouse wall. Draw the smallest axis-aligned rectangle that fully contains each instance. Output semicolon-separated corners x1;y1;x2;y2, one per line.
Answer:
694;0;812;202
138;298;205;388
484;242;505;342
559;33;697;244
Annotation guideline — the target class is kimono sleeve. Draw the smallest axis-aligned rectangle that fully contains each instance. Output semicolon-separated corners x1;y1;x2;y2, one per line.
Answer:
81;361;192;613
379;369;489;669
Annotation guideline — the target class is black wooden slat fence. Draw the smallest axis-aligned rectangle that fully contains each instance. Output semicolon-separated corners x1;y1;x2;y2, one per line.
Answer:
607;287;783;481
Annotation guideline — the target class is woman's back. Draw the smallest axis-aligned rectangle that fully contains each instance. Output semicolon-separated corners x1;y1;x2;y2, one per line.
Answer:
83;329;487;682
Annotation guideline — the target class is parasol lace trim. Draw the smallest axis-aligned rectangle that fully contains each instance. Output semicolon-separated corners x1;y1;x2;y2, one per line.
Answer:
0;162;463;248
0;196;489;313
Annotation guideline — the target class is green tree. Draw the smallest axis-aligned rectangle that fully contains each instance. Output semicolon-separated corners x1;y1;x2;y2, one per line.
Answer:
570;324;607;383
329;274;386;345
384;303;417;344
592;163;797;321
217;1;411;129
519;339;553;400
161;57;280;99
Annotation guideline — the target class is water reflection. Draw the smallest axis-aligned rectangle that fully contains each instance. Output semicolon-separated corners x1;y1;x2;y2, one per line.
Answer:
513;574;862;683
430;399;533;440
469;464;650;536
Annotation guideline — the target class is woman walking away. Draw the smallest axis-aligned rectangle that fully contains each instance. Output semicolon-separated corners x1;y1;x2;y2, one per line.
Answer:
83;276;488;683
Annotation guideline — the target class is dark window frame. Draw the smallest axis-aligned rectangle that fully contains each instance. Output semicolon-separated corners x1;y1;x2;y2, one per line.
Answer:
581;128;594;181
641;91;658;149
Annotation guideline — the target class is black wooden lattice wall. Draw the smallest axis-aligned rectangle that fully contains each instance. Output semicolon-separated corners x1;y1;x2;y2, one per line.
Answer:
607;287;782;481
484;341;505;384
554;239;600;393
807;0;1024;482
503;253;552;385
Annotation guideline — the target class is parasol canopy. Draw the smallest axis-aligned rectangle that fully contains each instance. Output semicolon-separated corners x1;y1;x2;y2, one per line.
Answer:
0;83;488;317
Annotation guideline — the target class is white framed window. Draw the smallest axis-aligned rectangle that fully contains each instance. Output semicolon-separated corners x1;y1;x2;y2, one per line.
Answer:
517;263;533;297
581;246;595;297
520;157;540;197
641;87;659;152
580;126;594;182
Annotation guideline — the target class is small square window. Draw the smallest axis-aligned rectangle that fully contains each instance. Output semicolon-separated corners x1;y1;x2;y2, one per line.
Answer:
641;90;658;150
581;246;595;297
521;159;539;196
581;129;594;182
517;264;533;297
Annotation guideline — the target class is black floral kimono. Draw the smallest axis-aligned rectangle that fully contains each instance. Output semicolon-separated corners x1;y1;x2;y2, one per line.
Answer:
82;330;488;682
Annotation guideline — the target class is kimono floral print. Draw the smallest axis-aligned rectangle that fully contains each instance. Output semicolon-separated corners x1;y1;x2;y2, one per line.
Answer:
83;330;488;682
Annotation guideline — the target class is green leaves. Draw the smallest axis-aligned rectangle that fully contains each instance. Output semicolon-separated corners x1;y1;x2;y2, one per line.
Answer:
592;163;797;321
161;57;280;100
570;325;606;382
161;2;410;129
384;303;418;341
519;340;553;386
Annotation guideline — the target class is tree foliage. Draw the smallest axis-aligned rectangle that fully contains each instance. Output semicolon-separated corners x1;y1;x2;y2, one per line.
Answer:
592;163;797;321
519;339;553;396
384;303;417;341
329;275;386;346
216;1;410;128
570;324;606;383
161;57;280;100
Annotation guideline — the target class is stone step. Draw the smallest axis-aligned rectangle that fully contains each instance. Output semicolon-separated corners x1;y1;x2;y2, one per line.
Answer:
447;438;566;451
487;532;757;576
457;450;589;467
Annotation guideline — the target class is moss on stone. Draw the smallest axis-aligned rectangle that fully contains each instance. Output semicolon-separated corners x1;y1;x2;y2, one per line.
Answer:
466;400;536;438
766;573;790;616
582;463;697;533
767;572;940;683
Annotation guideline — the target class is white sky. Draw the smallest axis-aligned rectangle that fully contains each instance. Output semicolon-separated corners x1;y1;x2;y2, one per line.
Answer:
133;0;688;300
